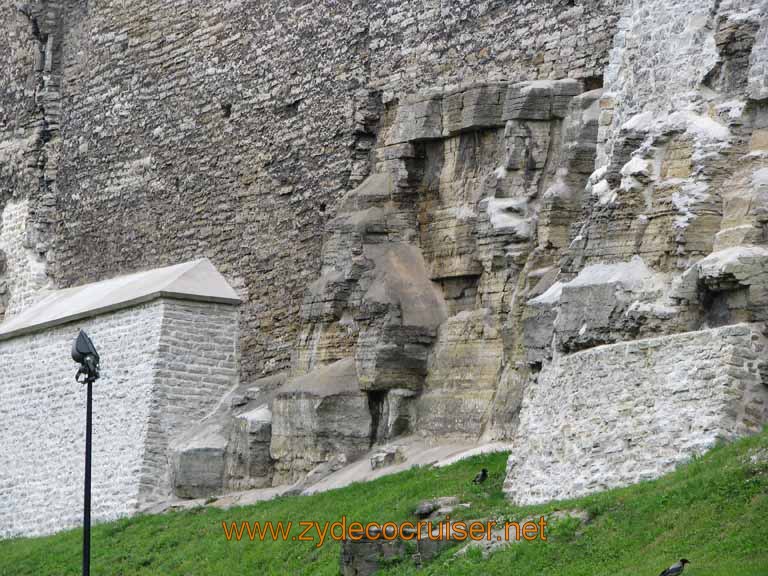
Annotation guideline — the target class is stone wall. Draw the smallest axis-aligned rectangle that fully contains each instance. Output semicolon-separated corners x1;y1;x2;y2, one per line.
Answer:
598;0;721;167
0;1;63;317
599;0;768;168
0;298;238;538
0;0;625;382
367;0;620;94
2;0;767;522
505;324;768;505
0;199;51;315
141;300;240;502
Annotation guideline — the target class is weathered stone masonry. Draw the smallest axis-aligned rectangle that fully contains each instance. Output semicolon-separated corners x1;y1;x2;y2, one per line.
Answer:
505;324;768;505
0;0;625;382
2;0;768;537
0;295;238;539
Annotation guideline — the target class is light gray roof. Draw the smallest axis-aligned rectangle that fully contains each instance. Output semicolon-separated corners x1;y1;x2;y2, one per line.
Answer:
0;258;240;341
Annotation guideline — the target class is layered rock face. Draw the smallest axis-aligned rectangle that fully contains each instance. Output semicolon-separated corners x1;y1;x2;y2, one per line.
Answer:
172;0;768;497
263;78;610;481
170;372;284;498
174;76;607;488
271;359;373;485
267;0;768;499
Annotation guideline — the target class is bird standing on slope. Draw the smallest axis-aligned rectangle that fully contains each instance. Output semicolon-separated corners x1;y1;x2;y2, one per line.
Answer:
658;559;690;576
472;468;488;484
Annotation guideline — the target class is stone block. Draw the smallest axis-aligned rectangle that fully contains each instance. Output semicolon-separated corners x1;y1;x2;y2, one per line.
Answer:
171;423;228;499
270;359;372;485
387;97;443;144
369;445;406;469
442;84;507;135
503;81;555;121
340;536;408;576
240;405;274;485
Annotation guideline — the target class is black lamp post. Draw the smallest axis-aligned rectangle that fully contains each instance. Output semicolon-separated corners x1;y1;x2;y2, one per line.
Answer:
72;330;100;576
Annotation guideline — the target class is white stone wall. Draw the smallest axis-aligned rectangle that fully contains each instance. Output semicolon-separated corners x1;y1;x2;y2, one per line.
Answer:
0;298;238;538
0;199;51;316
748;9;768;100
504;324;768;505
598;0;765;167
140;300;240;501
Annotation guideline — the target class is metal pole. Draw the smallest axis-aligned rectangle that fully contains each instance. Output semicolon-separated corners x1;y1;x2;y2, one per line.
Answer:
83;377;92;576
73;330;100;576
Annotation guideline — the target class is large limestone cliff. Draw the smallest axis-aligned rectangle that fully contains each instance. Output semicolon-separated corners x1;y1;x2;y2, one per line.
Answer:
1;0;767;510
179;0;768;502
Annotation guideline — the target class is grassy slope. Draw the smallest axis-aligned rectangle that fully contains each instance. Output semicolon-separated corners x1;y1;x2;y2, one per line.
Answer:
2;429;767;576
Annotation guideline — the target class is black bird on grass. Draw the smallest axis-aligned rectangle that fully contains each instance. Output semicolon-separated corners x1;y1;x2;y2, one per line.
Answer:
658;559;690;576
472;468;488;484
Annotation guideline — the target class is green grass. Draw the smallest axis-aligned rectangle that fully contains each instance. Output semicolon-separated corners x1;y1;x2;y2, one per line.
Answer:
2;429;768;575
